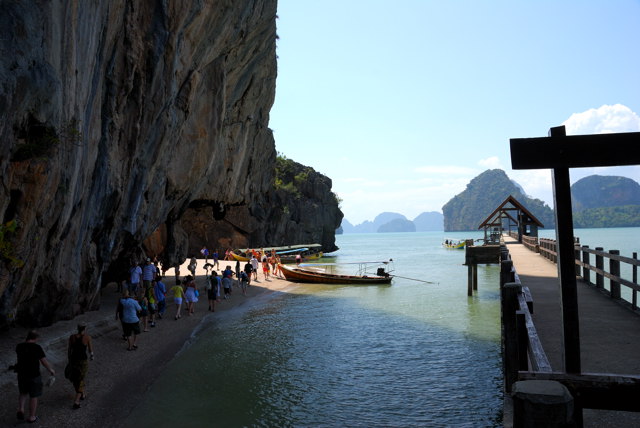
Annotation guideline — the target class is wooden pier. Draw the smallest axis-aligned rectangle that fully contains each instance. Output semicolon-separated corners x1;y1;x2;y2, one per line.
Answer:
500;235;640;427
464;240;500;296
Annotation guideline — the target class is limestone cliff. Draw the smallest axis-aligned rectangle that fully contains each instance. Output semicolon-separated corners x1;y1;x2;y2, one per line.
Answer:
178;156;342;255
0;1;341;328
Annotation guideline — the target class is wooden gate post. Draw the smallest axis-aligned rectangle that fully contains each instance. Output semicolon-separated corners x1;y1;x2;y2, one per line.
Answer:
609;250;621;299
581;246;590;284
595;247;604;289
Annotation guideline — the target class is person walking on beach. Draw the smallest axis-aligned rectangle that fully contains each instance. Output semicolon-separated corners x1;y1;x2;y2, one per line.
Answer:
170;279;185;320
116;291;142;351
269;252;278;277
239;270;249;296
222;266;234;299
184;275;198;315
250;255;259;282
154;277;167;319
66;323;94;409
207;271;221;311
139;295;150;332
275;254;283;278
244;261;253;286
212;249;219;269
188;256;197;277
142;258;156;297
128;260;142;297
262;254;270;280
146;284;157;328
201;246;210;262
15;330;55;423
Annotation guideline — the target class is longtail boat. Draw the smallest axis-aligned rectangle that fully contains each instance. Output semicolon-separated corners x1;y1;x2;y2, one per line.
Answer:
230;244;324;262
442;239;465;249
279;261;393;285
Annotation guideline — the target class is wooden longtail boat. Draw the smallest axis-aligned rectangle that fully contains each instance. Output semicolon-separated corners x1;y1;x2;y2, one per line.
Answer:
442;239;465;249
279;261;393;285
230;244;324;263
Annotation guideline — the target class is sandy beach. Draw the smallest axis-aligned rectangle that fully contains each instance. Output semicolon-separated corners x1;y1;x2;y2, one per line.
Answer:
0;259;296;428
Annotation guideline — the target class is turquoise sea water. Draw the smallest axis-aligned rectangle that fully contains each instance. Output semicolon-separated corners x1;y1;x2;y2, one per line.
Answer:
124;228;639;428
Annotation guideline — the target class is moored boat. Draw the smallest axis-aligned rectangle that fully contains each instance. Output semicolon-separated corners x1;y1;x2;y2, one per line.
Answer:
279;261;393;285
230;244;324;263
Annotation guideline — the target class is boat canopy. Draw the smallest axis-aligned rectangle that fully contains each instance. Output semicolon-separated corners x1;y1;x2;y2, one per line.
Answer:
236;244;322;253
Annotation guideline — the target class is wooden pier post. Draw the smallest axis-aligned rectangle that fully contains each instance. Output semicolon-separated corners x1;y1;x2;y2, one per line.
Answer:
581;246;590;284
633;252;638;310
595;247;604;289
501;259;514;286
609;250;621;299
503;282;521;393
468;264;473;297
473;264;478;292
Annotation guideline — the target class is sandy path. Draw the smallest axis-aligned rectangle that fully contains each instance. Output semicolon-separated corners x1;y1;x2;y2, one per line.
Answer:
0;259;295;428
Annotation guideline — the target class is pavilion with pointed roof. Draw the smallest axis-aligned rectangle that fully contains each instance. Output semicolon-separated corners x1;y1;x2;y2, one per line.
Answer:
477;195;544;243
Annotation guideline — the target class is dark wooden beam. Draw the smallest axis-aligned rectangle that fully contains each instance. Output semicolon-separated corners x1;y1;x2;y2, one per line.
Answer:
510;127;640;169
519;371;640;412
550;126;581;374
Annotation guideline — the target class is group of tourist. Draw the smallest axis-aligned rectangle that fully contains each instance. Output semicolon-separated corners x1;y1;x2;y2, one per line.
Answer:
12;247;288;422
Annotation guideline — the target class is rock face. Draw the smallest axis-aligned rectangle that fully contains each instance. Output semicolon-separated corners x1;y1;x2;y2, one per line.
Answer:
571;175;640;211
0;2;341;328
442;169;555;231
179;157;342;255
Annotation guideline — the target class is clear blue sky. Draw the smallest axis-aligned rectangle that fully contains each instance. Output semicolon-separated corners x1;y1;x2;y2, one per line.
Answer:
270;0;640;225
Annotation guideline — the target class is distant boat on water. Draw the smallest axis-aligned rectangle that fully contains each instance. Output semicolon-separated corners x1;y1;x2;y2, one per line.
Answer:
442;239;465;249
279;261;393;285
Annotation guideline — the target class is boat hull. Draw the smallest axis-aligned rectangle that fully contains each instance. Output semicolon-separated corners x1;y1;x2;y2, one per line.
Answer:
230;252;250;262
279;252;323;263
443;242;465;249
279;264;391;285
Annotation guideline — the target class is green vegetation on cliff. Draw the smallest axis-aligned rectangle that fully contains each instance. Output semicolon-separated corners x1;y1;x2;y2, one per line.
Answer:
573;205;640;228
442;169;554;231
275;154;310;198
571;175;640;211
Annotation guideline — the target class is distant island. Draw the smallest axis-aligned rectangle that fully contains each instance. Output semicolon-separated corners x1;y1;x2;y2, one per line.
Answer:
339;171;640;233
340;212;443;233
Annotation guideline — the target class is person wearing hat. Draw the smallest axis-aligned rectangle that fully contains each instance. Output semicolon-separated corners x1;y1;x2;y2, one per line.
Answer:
66;323;94;409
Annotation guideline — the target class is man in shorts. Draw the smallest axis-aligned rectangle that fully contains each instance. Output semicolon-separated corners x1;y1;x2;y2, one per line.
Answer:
15;330;55;423
116;291;142;351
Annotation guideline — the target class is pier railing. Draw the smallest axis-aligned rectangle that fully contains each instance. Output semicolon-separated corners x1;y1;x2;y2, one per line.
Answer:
520;235;640;311
500;244;552;395
501;235;640;425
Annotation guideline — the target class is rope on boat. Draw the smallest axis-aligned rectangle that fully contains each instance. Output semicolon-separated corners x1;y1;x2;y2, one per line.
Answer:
391;274;438;284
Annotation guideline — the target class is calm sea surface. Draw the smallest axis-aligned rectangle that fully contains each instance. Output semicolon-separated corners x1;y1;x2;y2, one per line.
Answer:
124;228;639;428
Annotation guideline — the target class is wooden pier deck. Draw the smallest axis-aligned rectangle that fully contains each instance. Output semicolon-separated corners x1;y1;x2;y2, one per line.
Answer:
503;235;640;426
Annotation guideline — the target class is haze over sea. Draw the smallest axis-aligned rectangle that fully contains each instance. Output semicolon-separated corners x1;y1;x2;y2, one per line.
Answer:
124;228;639;427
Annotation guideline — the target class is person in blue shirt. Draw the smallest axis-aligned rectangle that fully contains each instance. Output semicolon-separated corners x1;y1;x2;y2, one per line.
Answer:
128;261;142;297
115;291;142;351
153;278;167;318
212;250;219;269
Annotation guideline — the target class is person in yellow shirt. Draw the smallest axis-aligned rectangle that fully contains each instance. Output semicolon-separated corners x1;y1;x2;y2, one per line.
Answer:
170;280;185;320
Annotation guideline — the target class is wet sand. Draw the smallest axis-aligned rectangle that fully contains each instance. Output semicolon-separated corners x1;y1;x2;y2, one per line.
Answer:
0;259;294;428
